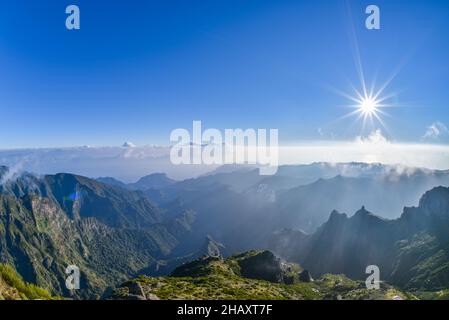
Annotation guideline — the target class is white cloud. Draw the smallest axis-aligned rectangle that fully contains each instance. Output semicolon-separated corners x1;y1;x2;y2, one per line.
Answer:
0;160;26;185
0;145;214;181
355;129;390;145
422;122;449;140
279;141;449;170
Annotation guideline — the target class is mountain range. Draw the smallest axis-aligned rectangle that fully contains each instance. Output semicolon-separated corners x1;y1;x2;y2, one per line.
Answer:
0;166;198;298
104;162;449;252
268;186;449;291
1;162;449;299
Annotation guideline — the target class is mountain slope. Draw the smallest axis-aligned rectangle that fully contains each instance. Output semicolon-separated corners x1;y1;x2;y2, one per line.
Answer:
0;168;197;298
0;264;53;300
268;186;449;291
43;173;164;228
110;250;415;300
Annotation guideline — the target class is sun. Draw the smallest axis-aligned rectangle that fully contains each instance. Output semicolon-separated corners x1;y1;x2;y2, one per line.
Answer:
327;53;401;133
359;97;378;115
329;78;398;133
352;93;386;129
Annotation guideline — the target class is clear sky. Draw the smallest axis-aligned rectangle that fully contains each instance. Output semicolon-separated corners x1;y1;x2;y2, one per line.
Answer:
0;0;448;148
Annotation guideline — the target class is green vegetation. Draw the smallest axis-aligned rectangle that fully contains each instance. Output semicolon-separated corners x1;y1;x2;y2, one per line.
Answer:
392;233;449;290
0;172;195;299
111;251;416;300
0;264;53;300
2;166;449;300
414;289;449;300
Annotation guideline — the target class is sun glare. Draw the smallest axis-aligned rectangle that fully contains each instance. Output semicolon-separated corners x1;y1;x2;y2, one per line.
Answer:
359;97;378;115
330;80;397;133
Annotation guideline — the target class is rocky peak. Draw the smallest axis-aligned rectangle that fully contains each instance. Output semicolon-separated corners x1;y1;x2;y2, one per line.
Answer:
321;210;348;233
122;141;136;148
354;205;370;216
418;186;449;219
328;209;347;221
350;206;386;225
351;206;371;220
298;269;313;282
237;250;283;283
202;235;226;257
171;255;223;278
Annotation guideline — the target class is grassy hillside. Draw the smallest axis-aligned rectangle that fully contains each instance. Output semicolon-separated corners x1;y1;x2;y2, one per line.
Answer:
111;251;416;300
0;264;53;300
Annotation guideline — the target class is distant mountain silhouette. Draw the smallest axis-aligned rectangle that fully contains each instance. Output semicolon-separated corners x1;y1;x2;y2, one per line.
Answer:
128;173;176;191
268;186;449;290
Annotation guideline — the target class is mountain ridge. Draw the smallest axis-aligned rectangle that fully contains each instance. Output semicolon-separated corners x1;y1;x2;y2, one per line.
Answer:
110;250;416;300
0;168;198;298
268;186;449;290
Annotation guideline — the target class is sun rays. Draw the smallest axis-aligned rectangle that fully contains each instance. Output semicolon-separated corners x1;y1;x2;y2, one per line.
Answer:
334;76;400;136
325;1;405;137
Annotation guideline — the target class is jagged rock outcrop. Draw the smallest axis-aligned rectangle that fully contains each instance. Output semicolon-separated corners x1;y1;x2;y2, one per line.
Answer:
268;186;449;290
110;250;416;300
127;281;146;299
298;270;313;282
236;251;284;283
202;235;226;257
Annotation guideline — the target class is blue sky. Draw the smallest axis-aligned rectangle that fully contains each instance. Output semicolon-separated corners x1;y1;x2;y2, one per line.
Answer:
0;0;448;148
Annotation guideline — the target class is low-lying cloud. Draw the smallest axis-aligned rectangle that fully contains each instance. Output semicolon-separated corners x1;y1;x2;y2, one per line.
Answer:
422;122;449;141
1;130;449;181
280;130;449;171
